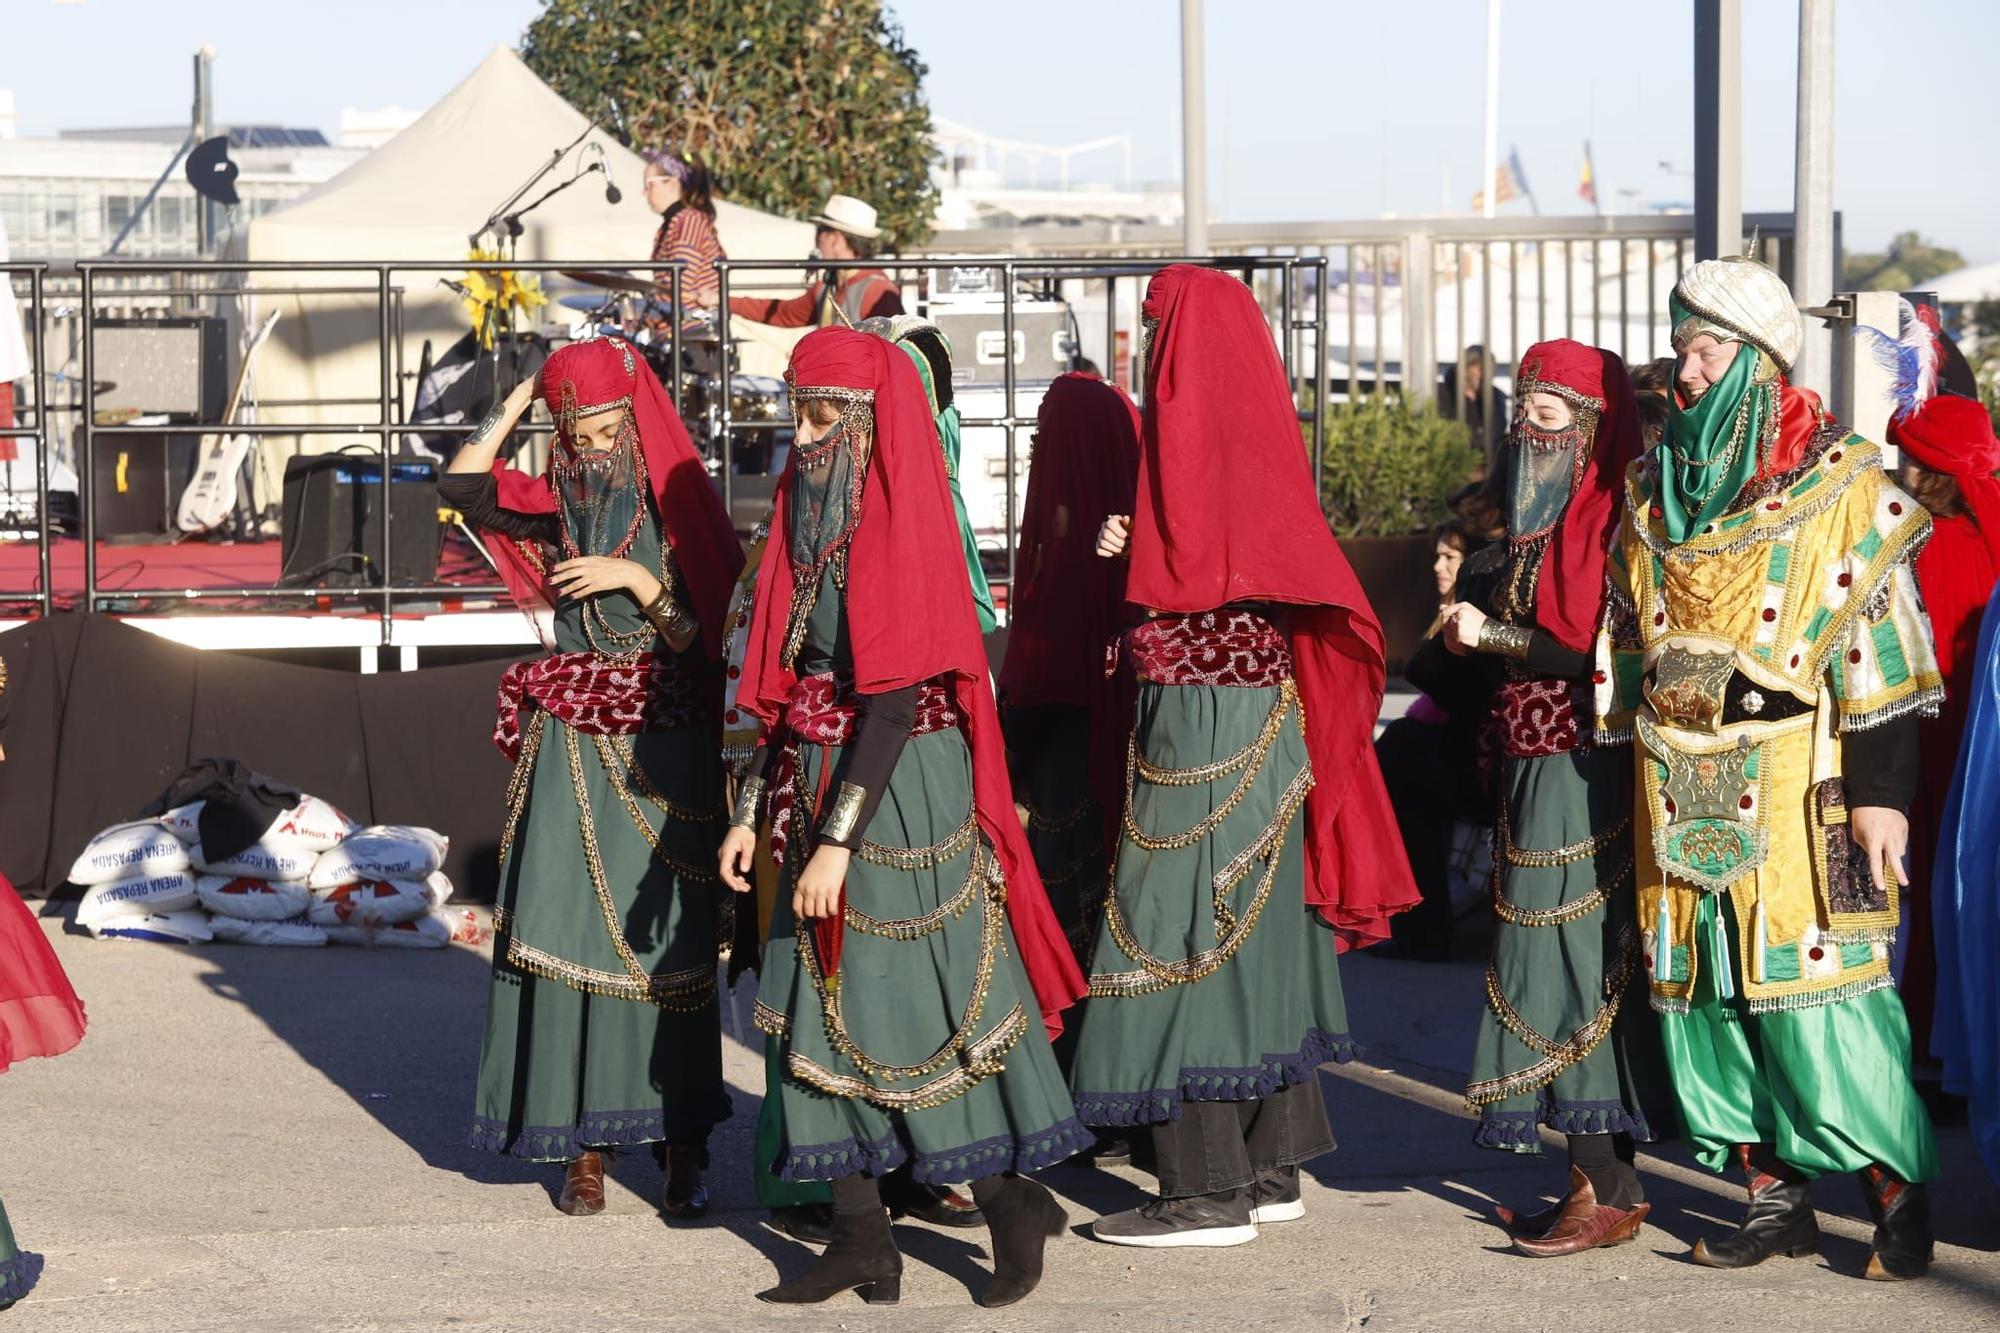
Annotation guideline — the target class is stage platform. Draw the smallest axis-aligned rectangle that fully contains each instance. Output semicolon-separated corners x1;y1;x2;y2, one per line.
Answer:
0;533;537;669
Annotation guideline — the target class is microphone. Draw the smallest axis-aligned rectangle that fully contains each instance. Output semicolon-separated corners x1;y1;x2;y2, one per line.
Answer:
604;169;622;205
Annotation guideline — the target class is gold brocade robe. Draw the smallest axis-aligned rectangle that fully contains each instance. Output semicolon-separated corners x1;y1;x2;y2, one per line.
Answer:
1594;426;1943;1015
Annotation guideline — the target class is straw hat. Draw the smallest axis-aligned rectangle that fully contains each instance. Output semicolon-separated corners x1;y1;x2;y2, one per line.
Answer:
808;193;883;240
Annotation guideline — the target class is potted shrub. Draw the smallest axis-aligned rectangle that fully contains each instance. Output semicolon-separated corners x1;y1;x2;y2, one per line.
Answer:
1311;394;1481;674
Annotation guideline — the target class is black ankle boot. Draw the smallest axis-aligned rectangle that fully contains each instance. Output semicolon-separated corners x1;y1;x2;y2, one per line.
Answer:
1860;1166;1933;1281
969;1174;1067;1309
756;1202;902;1305
1692;1145;1819;1269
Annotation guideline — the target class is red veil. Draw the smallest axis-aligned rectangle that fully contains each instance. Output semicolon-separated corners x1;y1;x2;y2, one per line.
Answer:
483;337;743;657
998;372;1142;839
1511;339;1643;653
1128;265;1418;950
735;328;1087;1033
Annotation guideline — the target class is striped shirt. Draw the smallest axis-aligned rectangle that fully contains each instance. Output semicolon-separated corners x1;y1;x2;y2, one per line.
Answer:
651;203;724;309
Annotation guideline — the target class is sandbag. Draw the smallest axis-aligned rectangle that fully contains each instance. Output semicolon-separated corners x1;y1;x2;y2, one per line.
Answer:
194;875;313;922
308;878;433;928
193;838;318;882
323;909;452;949
307;825;449;888
76;870;199;929
209;914;328;947
265;796;358;854
159;801;205;845
69;821;190;886
90;910;213;944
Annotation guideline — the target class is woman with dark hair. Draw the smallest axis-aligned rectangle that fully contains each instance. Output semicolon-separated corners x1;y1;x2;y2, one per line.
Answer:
722;327;1090;1308
644;147;725;311
0;655;89;1311
440;337;744;1219
1381;518;1490;960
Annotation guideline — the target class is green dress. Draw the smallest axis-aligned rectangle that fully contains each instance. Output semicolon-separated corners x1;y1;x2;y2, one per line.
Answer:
470;507;731;1161
1066;651;1355;1126
1465;741;1670;1148
0;1198;37;1309
754;572;1091;1182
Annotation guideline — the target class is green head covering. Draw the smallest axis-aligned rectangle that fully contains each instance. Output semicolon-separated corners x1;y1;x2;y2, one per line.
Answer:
1658;295;1781;544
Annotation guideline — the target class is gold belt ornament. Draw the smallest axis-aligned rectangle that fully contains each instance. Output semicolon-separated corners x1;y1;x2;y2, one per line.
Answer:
1645;642;1735;734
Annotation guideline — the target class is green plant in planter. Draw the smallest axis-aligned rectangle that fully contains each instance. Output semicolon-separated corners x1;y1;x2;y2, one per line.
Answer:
1313;393;1481;539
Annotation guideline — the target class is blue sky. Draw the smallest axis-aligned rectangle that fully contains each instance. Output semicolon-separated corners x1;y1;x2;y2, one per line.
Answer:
9;0;1996;260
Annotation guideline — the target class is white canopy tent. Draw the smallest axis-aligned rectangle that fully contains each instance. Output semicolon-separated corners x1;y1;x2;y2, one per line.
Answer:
223;47;814;457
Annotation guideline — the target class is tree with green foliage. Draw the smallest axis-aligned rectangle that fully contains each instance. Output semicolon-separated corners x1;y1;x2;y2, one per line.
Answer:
522;0;938;247
1842;231;1965;293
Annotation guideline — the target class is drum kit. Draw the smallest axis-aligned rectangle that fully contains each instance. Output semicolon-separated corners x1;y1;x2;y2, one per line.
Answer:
553;269;789;475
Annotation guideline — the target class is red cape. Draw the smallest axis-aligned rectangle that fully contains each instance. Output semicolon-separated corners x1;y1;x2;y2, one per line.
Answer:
735;328;1087;1034
0;871;86;1073
483;337;743;658
1127;265;1418;950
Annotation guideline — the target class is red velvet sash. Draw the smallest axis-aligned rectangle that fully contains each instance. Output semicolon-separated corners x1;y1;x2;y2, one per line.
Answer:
493;651;702;760
1123;610;1293;687
1494;677;1588;758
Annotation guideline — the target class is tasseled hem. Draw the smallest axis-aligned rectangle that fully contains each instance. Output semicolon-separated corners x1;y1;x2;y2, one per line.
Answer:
467;1092;731;1162
0;1250;42;1307
1840;685;1944;733
775;1116;1094;1184
1744;973;1895;1016
1473;1092;1657;1151
1070;1027;1356;1128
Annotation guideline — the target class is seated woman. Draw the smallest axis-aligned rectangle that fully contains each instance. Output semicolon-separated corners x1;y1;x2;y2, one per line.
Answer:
722;327;1090;1309
1380;518;1490;960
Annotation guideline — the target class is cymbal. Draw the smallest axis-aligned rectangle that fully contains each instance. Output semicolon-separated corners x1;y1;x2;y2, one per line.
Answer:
558;268;659;295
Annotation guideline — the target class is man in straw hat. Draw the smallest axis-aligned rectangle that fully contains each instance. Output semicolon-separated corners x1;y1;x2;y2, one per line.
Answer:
729;193;903;330
1594;257;1943;1280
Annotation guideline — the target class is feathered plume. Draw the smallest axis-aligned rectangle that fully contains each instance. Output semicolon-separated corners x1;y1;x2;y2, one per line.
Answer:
1856;298;1945;422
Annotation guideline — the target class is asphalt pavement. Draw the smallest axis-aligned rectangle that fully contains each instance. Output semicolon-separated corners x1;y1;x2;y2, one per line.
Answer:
3;909;1995;1332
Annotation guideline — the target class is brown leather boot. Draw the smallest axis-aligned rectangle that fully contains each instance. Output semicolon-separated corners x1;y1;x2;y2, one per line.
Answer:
1494;1192;1570;1238
1512;1165;1649;1258
558;1151;606;1216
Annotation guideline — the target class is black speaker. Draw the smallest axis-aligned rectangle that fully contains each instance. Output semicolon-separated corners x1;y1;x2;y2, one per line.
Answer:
91;432;198;539
279;454;441;588
94;317;227;421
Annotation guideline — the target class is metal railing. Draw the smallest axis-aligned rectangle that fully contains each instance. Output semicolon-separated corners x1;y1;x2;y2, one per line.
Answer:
711;253;1329;582
5;216;1814;636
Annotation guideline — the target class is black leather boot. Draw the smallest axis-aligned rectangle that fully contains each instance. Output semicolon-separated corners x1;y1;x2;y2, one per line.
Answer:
756;1178;902;1305
969;1174;1067;1309
1860;1166;1933;1281
1691;1144;1819;1269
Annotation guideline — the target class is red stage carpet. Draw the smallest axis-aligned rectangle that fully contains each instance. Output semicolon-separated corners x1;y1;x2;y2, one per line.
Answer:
0;535;496;611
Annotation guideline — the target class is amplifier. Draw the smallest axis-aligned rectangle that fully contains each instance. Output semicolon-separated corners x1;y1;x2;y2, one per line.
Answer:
279;454;441;589
94;317;227;420
90;431;198;539
931;303;1074;387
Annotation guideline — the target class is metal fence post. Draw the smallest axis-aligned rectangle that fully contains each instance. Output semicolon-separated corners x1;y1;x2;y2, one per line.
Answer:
1404;233;1434;411
80;266;97;612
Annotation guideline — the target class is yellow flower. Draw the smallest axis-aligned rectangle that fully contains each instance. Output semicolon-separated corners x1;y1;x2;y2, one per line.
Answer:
462;248;548;348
